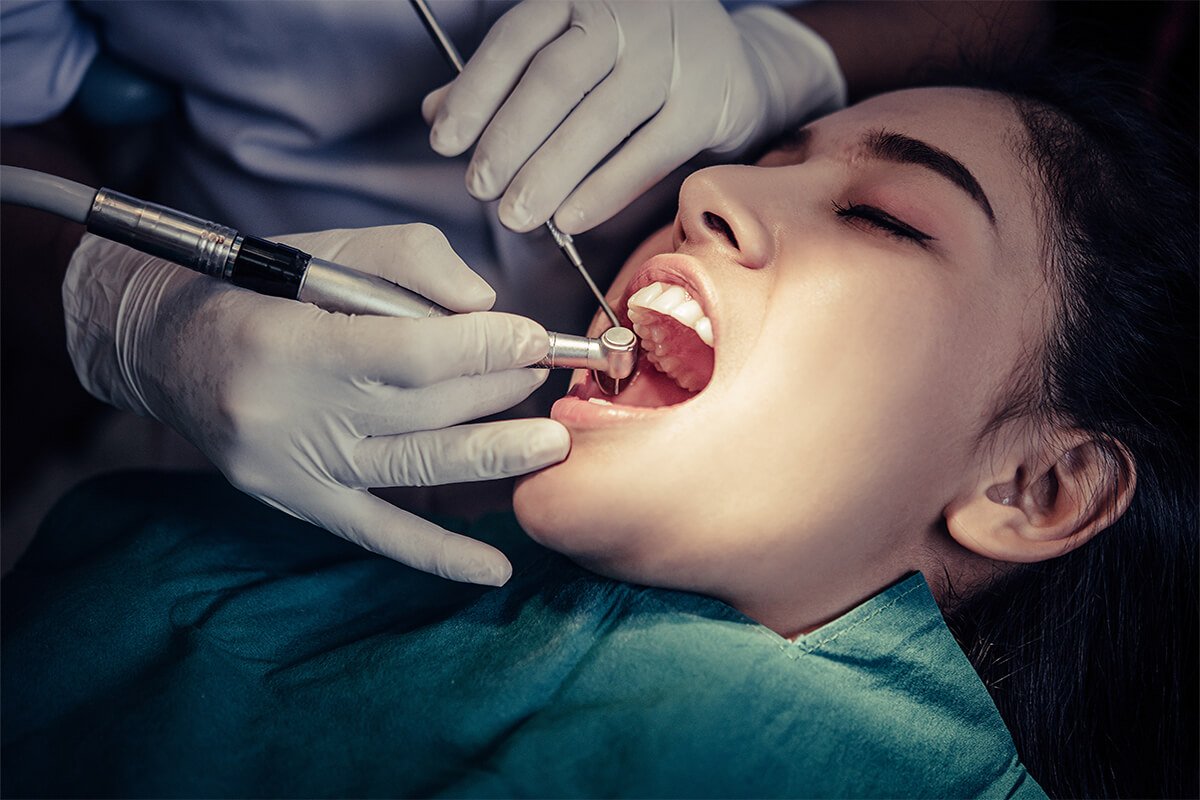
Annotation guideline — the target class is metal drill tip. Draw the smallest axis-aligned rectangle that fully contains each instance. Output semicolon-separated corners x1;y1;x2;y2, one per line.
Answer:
595;371;621;396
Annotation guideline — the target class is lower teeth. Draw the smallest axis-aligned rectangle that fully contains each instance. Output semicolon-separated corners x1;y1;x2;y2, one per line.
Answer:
629;317;710;392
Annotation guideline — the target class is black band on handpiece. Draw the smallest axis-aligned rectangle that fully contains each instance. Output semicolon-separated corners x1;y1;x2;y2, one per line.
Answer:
229;236;310;298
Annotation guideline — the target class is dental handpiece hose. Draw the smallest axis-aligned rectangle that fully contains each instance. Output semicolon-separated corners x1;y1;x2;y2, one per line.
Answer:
0;165;635;379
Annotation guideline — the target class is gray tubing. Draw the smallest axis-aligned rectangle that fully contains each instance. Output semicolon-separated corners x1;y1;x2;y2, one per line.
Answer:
0;165;97;223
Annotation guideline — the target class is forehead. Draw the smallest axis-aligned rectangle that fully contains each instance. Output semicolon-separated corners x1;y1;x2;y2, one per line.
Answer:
811;87;1023;156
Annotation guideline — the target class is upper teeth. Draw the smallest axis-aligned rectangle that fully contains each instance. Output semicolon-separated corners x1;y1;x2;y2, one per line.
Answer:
626;282;714;346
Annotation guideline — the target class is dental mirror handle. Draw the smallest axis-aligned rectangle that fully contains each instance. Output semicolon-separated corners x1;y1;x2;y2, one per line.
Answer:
409;0;621;329
411;0;464;71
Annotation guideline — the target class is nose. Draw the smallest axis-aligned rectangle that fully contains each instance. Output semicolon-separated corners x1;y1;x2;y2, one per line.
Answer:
673;166;771;269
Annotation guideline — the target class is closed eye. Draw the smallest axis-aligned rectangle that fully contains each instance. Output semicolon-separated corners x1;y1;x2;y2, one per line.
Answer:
833;202;934;246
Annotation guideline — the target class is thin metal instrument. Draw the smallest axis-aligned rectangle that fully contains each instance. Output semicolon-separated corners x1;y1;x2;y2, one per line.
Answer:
410;0;621;329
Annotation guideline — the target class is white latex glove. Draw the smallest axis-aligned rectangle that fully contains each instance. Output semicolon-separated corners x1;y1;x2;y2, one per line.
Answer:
62;224;570;585
422;0;846;235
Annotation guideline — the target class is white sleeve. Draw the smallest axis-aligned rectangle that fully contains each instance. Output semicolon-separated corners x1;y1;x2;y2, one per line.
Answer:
1;0;98;125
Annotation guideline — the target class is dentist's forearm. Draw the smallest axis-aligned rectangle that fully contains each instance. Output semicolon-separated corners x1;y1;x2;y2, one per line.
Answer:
786;1;1050;100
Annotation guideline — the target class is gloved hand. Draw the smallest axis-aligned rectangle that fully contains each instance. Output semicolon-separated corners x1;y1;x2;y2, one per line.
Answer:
63;224;570;585
422;0;845;235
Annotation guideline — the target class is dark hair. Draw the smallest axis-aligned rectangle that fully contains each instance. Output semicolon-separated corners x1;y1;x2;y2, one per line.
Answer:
942;65;1198;799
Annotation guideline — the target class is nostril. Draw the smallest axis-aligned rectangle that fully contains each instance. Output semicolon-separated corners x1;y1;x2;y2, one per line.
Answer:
702;211;739;250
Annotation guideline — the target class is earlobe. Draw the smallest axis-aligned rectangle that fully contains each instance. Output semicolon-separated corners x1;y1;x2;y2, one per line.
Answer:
945;432;1136;565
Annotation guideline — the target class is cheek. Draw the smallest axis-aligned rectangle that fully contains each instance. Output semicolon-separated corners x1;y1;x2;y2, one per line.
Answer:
739;269;989;502
514;254;1009;585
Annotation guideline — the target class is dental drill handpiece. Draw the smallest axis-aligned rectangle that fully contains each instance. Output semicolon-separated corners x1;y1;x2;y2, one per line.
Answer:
409;0;624;331
0;165;637;385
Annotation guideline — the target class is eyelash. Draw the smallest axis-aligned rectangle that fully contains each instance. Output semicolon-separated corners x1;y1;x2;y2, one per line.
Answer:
832;201;934;246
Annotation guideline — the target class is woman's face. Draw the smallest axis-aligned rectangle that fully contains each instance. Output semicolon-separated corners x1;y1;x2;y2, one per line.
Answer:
514;88;1049;633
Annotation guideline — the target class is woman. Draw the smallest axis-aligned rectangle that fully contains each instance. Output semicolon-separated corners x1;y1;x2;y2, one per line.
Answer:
517;70;1197;798
3;70;1195;798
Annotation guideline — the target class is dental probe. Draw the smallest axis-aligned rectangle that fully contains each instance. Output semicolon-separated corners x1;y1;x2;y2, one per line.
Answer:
409;0;622;329
0;165;636;382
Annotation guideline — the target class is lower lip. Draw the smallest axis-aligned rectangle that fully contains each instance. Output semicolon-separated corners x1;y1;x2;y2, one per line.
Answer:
550;386;672;429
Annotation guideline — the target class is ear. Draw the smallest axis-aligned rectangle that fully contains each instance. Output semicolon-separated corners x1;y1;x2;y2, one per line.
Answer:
944;429;1136;563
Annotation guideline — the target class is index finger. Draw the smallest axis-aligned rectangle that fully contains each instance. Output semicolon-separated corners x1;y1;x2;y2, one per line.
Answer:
333;311;549;387
429;1;572;156
295;224;497;313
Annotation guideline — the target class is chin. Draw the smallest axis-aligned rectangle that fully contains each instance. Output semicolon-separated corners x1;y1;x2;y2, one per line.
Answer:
512;464;654;584
514;465;610;562
512;469;567;549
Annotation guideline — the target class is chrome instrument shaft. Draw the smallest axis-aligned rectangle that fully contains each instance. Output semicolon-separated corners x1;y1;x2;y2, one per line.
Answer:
409;0;621;328
534;327;637;381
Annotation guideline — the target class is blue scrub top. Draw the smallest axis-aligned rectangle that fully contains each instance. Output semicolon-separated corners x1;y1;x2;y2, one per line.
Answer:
2;471;1046;798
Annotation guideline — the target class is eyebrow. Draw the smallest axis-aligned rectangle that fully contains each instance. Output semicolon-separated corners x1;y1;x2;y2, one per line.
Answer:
863;128;996;225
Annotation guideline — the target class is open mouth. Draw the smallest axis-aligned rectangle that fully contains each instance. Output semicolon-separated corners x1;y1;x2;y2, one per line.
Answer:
563;257;716;417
